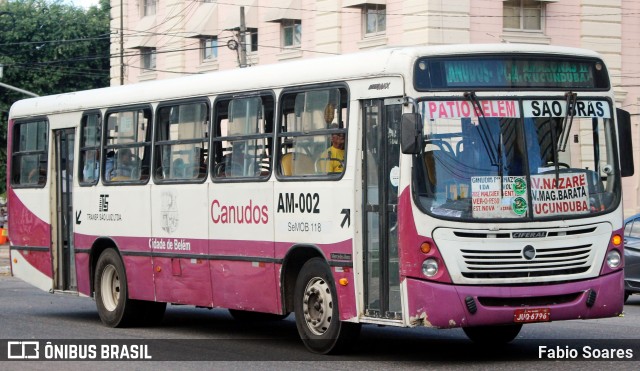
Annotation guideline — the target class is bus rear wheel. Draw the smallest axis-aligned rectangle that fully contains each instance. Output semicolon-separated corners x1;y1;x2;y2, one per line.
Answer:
463;324;523;344
293;258;360;354
94;248;141;327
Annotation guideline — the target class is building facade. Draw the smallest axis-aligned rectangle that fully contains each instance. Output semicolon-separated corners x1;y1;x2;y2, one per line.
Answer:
110;0;640;216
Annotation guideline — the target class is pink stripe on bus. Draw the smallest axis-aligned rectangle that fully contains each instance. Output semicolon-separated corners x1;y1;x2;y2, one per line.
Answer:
7;188;52;277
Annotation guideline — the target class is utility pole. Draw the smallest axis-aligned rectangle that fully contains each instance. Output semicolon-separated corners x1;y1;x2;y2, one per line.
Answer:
239;6;247;68
120;0;125;85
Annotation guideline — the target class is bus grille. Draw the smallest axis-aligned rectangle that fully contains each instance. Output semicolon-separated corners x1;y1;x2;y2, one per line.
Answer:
460;245;592;279
433;224;611;284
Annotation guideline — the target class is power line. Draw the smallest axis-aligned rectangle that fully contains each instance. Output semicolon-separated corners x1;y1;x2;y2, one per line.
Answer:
193;0;640;20
5;2;640;86
1;1;639;50
0;34;111;47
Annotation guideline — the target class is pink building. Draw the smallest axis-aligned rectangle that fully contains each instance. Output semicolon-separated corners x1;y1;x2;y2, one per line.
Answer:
111;0;640;216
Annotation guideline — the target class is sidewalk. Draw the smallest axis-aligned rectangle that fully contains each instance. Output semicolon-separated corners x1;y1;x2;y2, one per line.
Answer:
0;243;10;276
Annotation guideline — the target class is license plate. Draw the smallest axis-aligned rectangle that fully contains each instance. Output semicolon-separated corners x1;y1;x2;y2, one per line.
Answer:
514;308;550;323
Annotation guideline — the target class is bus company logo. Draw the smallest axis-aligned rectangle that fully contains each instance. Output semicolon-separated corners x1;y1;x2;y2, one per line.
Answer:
7;341;39;359
368;82;391;90
522;245;537;260
512;231;547;238
160;191;178;234
99;194;109;212
87;194;122;222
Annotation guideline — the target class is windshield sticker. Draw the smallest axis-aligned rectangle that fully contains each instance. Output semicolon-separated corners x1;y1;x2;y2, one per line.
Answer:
423;100;520;119
530;173;590;216
471;176;528;218
523;100;610;118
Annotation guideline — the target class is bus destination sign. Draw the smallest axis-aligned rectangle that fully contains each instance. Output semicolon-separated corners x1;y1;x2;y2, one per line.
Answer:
415;56;610;91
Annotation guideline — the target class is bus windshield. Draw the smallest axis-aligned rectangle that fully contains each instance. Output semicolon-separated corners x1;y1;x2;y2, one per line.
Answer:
413;97;619;221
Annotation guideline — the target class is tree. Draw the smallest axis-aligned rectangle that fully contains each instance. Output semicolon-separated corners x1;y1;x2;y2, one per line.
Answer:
0;0;110;195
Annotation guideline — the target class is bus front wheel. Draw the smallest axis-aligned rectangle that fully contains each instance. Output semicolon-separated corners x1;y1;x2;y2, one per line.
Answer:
463;324;523;344
293;258;360;354
94;248;140;327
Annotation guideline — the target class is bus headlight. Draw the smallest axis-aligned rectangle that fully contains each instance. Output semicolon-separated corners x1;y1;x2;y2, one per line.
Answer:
422;259;439;277
606;250;621;269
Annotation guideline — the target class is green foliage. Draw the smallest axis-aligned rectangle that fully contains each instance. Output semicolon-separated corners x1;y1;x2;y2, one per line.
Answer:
0;0;110;194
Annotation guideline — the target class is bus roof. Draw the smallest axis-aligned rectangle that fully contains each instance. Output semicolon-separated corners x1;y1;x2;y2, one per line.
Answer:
9;43;603;119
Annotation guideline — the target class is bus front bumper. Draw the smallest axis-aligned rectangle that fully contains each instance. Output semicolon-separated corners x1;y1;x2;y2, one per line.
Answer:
405;270;624;328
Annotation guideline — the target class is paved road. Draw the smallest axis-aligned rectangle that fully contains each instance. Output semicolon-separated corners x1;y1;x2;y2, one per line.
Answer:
0;243;9;276
1;244;640;369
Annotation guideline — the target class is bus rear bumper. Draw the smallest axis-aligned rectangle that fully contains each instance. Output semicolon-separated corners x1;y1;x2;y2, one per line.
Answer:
405;271;624;328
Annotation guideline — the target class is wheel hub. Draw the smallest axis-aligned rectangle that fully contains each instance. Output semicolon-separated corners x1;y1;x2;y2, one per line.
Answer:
302;277;333;335
100;264;120;312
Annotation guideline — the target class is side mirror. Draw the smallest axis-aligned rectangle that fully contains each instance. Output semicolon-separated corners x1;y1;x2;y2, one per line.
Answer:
401;113;423;154
616;108;634;177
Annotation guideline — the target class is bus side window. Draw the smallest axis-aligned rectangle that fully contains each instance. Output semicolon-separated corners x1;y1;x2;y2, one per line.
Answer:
111;148;138;181
153;101;209;183
104;108;152;184
79;113;101;185
212;94;274;180
278;87;348;178
26;162;47;184
11;120;49;187
281;152;314;176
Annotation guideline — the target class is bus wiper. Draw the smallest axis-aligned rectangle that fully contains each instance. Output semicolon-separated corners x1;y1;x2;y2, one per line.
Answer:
498;131;505;197
559;92;577;152
549;117;560;186
464;92;499;167
551;92;577;185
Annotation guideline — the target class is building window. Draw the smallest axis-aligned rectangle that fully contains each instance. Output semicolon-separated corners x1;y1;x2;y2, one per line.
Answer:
202;38;218;61
364;4;386;36
282;20;301;48
141;48;156;70
143;0;156;17
503;0;543;31
243;28;258;52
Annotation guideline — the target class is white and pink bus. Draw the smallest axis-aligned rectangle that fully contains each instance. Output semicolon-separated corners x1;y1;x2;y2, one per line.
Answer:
7;45;634;353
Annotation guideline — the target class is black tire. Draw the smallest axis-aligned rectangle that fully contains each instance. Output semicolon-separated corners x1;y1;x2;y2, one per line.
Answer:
94;248;141;327
624;291;631;304
463;324;523;344
229;309;289;321
293;258;361;354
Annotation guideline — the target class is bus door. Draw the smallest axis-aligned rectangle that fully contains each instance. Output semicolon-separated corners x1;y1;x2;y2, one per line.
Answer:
362;98;403;319
52;128;77;292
